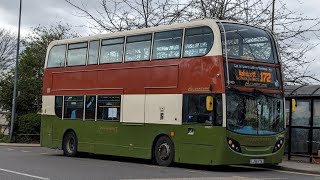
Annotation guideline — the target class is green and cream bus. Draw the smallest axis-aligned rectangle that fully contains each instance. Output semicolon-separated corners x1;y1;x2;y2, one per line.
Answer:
41;19;285;166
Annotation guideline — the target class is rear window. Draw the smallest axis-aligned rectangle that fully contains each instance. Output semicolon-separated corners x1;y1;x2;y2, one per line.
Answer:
47;45;66;68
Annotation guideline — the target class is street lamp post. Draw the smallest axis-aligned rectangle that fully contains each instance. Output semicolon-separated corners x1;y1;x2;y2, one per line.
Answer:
9;0;22;142
272;0;275;31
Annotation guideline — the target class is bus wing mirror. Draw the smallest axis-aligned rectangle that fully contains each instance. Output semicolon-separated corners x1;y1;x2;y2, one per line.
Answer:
206;96;214;112
291;99;296;112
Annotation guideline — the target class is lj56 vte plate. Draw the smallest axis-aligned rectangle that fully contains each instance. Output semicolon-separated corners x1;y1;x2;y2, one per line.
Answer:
250;159;264;164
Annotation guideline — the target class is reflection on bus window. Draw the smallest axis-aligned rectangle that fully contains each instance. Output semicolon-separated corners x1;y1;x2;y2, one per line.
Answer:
100;37;124;64
88;40;100;65
227;91;284;135
125;34;151;62
47;45;66;68
220;23;276;63
55;96;63;118
64;96;84;120
97;95;121;121
85;96;96;120
67;42;88;66
153;30;182;60
183;27;213;57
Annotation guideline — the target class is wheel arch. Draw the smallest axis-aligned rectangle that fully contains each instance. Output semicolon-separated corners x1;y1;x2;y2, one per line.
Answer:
61;128;77;148
151;133;175;160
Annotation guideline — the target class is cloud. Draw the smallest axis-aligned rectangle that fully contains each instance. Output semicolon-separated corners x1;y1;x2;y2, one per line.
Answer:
0;0;91;35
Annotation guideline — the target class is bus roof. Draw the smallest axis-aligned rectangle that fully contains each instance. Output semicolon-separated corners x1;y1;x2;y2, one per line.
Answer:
49;19;229;46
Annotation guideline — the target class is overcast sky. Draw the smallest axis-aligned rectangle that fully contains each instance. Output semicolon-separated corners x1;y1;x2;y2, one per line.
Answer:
1;0;320;82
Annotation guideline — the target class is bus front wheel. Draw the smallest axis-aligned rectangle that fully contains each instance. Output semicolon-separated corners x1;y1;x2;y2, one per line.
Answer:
154;136;174;166
62;131;78;157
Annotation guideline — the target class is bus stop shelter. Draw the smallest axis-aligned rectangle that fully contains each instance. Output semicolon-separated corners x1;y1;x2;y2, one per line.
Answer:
285;85;320;162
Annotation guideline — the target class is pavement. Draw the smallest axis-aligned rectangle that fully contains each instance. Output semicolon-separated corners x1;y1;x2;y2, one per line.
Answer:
0;143;40;147
0;143;320;178
276;159;320;175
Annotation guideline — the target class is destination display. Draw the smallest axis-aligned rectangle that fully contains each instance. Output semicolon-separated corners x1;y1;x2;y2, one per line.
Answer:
227;63;281;89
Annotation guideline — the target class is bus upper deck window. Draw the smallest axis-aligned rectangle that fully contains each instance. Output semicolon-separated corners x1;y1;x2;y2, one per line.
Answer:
125;34;152;62
100;37;124;64
47;45;66;68
183;27;213;58
88;40;100;65
153;30;183;60
67;42;88;66
220;23;276;63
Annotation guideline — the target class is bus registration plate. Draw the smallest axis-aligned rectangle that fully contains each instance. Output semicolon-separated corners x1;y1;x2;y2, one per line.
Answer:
250;159;264;164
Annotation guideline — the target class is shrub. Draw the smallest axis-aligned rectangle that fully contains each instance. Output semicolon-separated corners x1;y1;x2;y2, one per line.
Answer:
14;113;41;143
0;133;9;143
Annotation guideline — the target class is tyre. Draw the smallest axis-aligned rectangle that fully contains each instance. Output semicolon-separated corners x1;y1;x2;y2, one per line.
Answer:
62;131;78;157
154;136;174;166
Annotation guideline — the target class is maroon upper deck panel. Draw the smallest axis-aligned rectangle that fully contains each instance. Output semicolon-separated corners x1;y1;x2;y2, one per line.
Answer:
43;56;225;96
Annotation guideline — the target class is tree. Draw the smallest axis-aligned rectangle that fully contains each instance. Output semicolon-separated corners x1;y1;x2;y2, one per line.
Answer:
0;28;16;77
66;0;320;85
65;0;191;32
0;23;77;116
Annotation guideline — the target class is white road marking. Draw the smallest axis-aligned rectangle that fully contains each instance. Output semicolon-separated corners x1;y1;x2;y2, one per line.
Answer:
123;178;238;180
122;177;285;180
143;165;164;169
233;165;320;177
21;150;30;153
6;148;14;151
0;168;50;180
184;169;208;174
40;152;49;155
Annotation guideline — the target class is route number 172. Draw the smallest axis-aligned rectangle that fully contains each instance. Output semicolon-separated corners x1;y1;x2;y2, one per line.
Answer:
260;72;272;83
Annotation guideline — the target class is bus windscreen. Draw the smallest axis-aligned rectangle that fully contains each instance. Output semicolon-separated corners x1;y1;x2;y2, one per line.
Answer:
220;23;277;64
226;91;284;135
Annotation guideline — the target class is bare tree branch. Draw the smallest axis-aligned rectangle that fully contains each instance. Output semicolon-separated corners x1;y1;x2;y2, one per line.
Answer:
65;0;320;85
0;29;16;77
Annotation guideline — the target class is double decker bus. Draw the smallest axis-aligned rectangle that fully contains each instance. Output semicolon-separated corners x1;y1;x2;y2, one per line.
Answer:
41;19;285;166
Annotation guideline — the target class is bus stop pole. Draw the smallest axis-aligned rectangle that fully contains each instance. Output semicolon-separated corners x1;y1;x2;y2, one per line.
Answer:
9;0;22;142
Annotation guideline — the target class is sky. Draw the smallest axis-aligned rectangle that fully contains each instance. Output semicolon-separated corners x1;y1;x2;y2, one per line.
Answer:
1;0;320;82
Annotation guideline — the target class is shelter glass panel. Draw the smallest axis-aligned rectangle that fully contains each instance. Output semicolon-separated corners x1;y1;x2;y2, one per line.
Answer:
313;129;320;154
291;128;309;154
313;100;320;127
291;99;311;127
285;99;290;126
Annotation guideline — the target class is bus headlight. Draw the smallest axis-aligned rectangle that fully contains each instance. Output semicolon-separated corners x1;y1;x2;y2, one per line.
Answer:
273;138;284;153
227;137;241;153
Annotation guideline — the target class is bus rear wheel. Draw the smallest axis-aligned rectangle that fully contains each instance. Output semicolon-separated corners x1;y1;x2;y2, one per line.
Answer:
63;131;78;157
154;136;174;166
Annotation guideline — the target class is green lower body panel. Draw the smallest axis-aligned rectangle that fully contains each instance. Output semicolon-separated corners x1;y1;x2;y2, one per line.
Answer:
41;115;285;165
